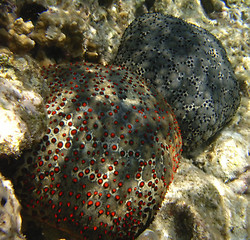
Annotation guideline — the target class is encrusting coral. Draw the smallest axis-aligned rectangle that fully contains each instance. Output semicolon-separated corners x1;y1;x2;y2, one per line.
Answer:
114;13;241;156
12;62;182;240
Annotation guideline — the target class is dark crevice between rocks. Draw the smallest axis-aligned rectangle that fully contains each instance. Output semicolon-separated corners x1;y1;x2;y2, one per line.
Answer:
98;0;113;8
1;197;7;207
145;0;155;11
22;220;45;240
174;208;194;240
200;0;225;19
30;44;83;64
19;3;47;23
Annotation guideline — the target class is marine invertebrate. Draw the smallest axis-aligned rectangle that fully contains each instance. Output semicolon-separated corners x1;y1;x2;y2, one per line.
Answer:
13;62;182;239
114;13;241;155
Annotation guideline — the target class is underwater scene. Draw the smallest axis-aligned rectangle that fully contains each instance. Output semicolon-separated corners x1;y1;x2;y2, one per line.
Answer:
0;0;249;239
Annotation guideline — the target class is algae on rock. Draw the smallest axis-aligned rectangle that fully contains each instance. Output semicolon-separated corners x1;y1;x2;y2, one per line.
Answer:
0;49;47;157
0;173;24;240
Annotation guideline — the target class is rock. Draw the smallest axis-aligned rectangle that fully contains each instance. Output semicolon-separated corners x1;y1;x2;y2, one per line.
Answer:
136;229;159;240
0;49;47;157
13;0;148;63
7;17;35;53
149;160;249;240
0;173;24;240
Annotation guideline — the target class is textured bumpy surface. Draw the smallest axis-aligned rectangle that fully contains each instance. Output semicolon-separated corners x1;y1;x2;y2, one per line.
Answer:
0;51;47;157
115;13;241;154
14;62;182;239
0;173;24;240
